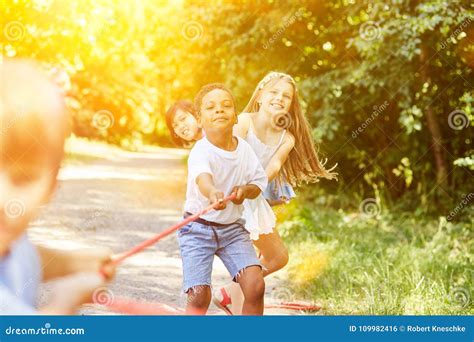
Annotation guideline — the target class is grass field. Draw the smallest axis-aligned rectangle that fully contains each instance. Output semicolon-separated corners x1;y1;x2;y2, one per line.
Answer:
277;194;473;315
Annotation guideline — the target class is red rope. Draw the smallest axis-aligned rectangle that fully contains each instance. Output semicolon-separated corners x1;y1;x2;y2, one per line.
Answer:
104;297;320;315
106;297;184;315
95;194;237;314
108;193;237;267
96;193;320;315
265;302;321;312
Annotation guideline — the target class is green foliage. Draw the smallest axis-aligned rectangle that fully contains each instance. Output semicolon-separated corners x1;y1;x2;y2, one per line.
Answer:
1;0;472;203
191;0;473;207
3;1;471;313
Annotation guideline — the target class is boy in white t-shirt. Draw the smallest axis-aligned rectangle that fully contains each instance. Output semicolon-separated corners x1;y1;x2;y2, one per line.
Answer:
178;83;267;315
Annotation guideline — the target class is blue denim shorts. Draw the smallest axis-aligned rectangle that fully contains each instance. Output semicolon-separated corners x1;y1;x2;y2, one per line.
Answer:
177;218;261;293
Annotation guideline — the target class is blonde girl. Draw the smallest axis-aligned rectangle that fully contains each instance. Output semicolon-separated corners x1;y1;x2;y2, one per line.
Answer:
213;72;337;314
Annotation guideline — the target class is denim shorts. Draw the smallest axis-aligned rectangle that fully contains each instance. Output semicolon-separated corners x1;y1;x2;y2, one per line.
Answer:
177;218;261;293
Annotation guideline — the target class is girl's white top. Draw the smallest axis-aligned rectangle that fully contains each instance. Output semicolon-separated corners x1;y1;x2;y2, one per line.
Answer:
245;126;287;168
241;126;287;240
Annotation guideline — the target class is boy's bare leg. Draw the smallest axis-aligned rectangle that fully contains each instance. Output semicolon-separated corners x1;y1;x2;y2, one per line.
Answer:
237;266;265;315
186;285;211;315
228;230;288;314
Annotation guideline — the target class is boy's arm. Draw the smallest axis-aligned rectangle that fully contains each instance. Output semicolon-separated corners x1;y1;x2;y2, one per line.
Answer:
37;245;115;281
230;142;269;205
188;143;226;210
196;173;226;210
231;184;261;204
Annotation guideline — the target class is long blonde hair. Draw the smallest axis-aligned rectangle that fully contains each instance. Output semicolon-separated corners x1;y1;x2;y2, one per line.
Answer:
243;72;337;186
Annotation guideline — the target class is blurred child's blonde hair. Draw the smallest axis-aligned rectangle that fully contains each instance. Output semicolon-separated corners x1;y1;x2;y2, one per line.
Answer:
0;59;70;175
243;72;337;186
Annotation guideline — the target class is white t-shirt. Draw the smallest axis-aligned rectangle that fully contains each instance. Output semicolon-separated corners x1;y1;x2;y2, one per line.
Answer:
184;136;268;224
0;233;41;314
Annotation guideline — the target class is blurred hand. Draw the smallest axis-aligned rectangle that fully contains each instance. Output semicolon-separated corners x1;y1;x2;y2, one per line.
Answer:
43;272;106;315
72;247;116;281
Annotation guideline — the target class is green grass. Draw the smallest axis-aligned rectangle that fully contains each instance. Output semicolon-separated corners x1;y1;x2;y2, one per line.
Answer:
278;198;473;315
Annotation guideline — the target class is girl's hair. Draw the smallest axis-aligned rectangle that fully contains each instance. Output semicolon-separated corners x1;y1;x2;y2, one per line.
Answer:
243;72;337;186
194;83;236;115
165;100;197;147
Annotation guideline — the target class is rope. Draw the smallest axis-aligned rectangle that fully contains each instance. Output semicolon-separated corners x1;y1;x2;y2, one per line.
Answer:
95;193;320;315
106;297;184;315
104;298;320;315
105;193;236;268
95;194;237;314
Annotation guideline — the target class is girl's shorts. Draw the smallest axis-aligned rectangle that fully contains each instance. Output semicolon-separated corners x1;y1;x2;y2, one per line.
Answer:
263;179;296;203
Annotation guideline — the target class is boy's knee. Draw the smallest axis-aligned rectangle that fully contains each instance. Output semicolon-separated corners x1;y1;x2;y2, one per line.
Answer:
243;276;265;303
186;285;211;308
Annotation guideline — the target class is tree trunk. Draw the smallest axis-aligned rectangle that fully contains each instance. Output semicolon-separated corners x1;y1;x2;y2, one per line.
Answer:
420;45;449;188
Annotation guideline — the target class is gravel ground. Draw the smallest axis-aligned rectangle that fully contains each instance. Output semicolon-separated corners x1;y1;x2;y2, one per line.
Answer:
29;143;303;315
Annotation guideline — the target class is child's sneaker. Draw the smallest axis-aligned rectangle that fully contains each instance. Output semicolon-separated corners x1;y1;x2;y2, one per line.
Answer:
212;287;233;315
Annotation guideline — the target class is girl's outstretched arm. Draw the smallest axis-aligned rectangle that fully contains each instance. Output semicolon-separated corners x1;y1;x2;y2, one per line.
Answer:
265;133;295;182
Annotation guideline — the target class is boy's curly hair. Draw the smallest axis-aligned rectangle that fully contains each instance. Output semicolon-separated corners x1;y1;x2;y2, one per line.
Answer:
194;83;236;115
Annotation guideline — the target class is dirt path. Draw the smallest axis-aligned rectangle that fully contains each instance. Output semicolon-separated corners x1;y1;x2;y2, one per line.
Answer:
29;141;295;315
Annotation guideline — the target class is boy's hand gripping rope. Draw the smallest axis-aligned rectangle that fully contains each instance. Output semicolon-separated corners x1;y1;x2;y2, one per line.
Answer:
96;193;320;314
107;194;237;268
